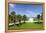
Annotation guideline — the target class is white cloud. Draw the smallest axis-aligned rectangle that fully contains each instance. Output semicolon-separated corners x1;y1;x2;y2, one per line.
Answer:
26;11;37;17
9;4;15;8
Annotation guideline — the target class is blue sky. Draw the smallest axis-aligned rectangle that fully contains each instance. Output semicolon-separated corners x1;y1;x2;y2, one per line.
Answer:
9;4;42;17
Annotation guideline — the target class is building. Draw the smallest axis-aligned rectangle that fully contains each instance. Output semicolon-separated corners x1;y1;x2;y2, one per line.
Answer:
21;17;38;23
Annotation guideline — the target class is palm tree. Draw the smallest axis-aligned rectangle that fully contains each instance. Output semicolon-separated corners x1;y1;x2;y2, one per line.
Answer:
22;15;27;23
37;14;40;24
8;15;12;26
37;15;40;19
11;11;16;28
17;15;22;25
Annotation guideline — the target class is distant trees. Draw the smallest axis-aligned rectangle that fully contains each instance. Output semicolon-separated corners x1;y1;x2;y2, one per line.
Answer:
8;11;28;26
34;14;41;24
37;15;40;19
37;15;40;24
17;15;22;25
35;14;41;24
22;15;27;23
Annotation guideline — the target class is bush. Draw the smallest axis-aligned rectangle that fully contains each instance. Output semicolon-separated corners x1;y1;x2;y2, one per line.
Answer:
34;22;43;24
15;24;19;26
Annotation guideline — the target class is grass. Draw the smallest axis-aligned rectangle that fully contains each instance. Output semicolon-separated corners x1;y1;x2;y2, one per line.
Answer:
8;22;43;30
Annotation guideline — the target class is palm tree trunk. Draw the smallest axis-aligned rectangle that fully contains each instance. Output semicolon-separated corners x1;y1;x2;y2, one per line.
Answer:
38;19;40;24
19;20;21;25
13;16;15;29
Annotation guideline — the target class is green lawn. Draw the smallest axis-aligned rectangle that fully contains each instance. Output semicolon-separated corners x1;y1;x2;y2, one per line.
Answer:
8;22;43;30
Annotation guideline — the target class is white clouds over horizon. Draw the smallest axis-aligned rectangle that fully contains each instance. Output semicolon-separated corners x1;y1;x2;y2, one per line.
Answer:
8;4;42;17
